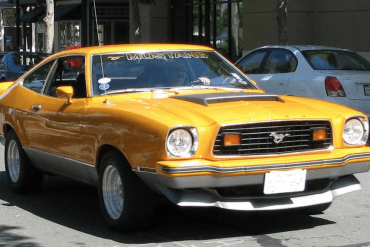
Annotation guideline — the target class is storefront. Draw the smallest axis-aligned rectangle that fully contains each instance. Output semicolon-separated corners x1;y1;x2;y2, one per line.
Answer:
0;0;180;53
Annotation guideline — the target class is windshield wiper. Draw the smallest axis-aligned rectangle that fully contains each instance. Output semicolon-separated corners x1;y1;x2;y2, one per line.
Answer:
102;88;180;95
169;85;245;92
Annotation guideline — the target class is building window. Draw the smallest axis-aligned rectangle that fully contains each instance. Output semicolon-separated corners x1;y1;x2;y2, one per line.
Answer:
59;21;81;50
92;6;129;18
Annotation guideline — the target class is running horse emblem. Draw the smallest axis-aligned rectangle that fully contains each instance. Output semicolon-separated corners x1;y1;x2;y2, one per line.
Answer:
269;132;291;144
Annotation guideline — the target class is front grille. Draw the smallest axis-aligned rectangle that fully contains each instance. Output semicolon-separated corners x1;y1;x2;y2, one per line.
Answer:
213;120;332;156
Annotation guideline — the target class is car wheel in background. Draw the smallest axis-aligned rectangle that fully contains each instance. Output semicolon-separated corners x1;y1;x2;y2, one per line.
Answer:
98;150;154;232
5;131;44;193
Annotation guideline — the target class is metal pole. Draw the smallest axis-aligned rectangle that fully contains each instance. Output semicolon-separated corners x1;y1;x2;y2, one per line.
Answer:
227;1;232;60
81;0;88;47
204;0;210;45
212;0;217;49
15;0;20;50
199;0;203;44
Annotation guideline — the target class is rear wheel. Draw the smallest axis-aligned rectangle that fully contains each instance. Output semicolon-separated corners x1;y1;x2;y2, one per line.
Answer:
98;150;153;231
5;131;43;193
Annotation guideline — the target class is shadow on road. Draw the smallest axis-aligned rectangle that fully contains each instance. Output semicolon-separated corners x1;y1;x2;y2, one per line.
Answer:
0;171;336;245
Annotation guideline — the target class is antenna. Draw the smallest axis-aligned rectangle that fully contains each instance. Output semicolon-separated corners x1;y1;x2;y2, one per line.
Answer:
93;0;107;97
93;0;101;46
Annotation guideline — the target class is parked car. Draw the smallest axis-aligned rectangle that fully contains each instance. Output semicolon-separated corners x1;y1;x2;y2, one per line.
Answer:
235;45;370;118
0;52;6;61
0;44;370;231
0;52;49;82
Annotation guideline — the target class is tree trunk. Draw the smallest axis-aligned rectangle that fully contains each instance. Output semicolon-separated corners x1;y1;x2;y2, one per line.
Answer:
130;0;142;43
44;0;54;53
276;0;288;45
231;3;240;59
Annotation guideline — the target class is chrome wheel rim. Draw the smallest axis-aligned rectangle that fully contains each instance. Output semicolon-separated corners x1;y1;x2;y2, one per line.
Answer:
7;140;20;183
102;165;123;220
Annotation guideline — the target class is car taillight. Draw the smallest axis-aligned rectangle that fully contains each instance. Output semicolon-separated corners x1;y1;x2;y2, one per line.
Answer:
325;76;346;97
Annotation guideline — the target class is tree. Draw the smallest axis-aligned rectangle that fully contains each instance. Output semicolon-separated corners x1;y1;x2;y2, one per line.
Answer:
276;0;288;45
44;0;54;53
231;2;242;58
130;0;156;43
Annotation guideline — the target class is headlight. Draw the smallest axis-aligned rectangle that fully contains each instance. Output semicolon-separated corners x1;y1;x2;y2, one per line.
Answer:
343;118;368;145
166;127;198;157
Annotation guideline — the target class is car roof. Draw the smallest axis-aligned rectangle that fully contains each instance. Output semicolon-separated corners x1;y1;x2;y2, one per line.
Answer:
254;45;352;52
50;44;214;58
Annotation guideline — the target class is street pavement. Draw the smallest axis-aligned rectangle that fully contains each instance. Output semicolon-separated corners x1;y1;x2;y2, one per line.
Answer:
1;145;370;247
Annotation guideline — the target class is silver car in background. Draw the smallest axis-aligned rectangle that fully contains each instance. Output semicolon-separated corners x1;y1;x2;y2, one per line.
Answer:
235;45;370;118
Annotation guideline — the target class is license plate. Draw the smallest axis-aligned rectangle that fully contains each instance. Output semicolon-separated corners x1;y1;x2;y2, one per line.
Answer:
264;169;307;194
364;85;370;96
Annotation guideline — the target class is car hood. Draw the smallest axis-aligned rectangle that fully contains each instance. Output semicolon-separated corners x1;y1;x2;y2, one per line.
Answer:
109;91;359;127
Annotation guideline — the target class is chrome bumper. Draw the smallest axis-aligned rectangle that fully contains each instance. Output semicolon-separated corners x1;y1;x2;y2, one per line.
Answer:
134;159;369;211
153;175;361;211
135;161;370;190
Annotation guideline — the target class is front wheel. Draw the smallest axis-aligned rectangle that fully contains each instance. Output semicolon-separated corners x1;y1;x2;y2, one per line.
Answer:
98;150;153;232
5;131;43;193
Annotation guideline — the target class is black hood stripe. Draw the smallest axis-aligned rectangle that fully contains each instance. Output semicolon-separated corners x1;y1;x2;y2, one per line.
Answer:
171;92;284;106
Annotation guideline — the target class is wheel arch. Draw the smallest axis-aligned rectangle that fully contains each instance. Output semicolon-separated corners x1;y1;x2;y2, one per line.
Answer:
96;144;132;172
3;123;15;137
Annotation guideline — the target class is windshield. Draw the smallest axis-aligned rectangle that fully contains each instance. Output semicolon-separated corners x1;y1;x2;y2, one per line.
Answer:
302;50;370;71
91;51;255;96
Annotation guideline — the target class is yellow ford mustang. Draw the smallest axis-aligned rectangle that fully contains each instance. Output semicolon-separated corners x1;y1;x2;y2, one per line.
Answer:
0;44;370;231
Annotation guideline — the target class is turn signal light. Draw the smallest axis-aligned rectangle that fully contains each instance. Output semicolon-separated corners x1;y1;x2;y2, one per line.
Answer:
224;134;241;146
313;128;327;141
325;77;346;97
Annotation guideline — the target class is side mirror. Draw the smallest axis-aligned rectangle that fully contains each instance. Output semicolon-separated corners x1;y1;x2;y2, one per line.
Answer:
56;85;73;104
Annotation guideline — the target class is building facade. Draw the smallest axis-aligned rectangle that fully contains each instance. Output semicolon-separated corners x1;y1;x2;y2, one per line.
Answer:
0;0;185;53
2;0;370;60
242;0;370;58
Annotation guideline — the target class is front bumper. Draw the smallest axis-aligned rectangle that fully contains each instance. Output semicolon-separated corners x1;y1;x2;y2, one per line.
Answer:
134;153;370;210
154;175;361;211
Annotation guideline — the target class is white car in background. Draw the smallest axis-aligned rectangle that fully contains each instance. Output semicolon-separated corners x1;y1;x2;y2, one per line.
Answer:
235;45;370;118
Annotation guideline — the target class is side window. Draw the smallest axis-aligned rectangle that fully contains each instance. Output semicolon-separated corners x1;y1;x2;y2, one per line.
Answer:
0;55;8;69
237;51;268;74
263;49;297;74
23;61;54;93
44;56;86;98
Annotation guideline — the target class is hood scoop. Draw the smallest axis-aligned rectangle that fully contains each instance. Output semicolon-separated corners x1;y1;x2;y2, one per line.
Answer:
172;92;284;106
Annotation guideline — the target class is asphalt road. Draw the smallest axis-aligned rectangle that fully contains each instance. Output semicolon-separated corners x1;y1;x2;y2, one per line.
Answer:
1;145;370;247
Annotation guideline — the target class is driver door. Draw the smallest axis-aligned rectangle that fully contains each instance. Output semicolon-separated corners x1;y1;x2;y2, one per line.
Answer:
23;55;89;177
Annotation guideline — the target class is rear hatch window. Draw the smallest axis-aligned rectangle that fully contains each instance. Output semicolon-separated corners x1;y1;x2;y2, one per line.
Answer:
302;50;370;71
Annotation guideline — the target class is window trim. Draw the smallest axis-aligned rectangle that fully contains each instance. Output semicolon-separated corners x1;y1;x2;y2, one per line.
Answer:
21;59;57;94
262;48;298;74
42;54;86;98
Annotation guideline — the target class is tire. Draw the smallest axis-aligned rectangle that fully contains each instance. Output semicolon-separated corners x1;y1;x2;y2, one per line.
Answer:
5;131;44;193
98;150;154;232
297;202;332;215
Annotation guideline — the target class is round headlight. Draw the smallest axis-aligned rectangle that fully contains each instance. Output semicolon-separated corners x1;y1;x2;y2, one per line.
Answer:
166;129;193;157
343;118;364;145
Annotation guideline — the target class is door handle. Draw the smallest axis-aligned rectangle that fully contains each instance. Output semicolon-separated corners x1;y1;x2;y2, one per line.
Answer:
31;105;42;111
